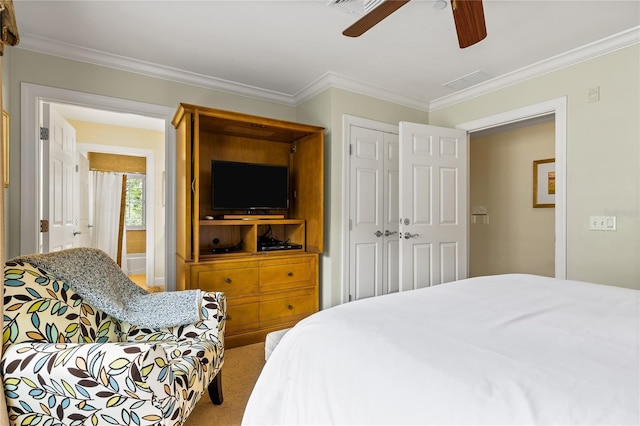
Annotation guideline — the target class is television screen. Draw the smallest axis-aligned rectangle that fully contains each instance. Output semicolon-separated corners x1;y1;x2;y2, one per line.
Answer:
211;160;289;210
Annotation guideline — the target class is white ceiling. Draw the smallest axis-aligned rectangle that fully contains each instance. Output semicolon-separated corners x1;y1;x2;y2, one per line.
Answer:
13;0;640;127
51;102;166;131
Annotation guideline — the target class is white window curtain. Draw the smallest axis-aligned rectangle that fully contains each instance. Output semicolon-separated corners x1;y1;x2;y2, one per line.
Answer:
89;171;128;273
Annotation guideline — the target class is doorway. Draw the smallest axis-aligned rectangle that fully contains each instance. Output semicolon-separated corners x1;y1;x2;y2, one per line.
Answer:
75;140;156;287
341;97;567;302
457;97;567;279
468;115;555;277
20;83;178;290
342;116;469;302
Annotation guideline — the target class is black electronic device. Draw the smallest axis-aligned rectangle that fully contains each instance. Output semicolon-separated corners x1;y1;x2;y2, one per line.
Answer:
257;225;302;251
259;242;303;252
211;160;289;211
211;239;244;254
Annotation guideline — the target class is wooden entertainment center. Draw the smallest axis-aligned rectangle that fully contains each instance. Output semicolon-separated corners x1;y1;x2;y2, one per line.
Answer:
172;104;324;347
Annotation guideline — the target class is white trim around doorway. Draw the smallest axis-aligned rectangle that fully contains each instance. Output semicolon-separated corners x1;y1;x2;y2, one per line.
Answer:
19;83;178;290
339;97;568;305
457;96;567;279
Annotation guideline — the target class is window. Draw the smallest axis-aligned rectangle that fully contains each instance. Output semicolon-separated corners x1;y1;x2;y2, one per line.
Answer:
125;174;145;229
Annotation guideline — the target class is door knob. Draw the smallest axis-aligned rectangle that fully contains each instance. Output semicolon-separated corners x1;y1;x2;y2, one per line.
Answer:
374;230;383;237
404;232;419;239
73;231;82;236
384;230;397;237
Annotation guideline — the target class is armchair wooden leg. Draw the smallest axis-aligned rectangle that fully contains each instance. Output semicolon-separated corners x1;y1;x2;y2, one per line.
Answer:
208;370;223;405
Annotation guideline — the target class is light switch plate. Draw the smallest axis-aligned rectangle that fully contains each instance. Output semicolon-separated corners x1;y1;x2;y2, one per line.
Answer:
472;205;487;215
589;216;616;231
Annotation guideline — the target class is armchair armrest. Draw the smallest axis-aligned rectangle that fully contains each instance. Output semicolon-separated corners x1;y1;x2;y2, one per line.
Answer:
121;291;226;344
2;341;176;425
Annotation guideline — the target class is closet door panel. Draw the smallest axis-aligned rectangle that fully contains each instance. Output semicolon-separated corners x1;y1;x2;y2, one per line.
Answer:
349;126;384;299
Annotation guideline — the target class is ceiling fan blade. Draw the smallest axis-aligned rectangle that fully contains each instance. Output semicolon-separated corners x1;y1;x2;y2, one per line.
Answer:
343;0;411;37
451;0;487;48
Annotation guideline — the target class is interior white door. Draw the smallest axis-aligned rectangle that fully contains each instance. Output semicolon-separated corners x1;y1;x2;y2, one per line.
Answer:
348;126;399;300
382;132;400;294
75;151;91;247
399;122;468;290
42;103;77;252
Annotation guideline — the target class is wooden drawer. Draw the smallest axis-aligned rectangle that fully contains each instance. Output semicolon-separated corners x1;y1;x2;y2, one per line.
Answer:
260;258;313;288
190;262;259;297
186;254;318;348
260;288;316;328
226;301;260;334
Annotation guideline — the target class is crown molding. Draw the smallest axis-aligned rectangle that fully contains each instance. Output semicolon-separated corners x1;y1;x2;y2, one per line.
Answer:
429;26;640;112
294;71;430;111
17;34;298;107
18;33;430;111
17;26;640;113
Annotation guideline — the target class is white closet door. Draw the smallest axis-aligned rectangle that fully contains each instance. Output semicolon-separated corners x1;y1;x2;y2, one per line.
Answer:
382;132;400;294
349;126;384;300
399;122;468;290
348;126;400;300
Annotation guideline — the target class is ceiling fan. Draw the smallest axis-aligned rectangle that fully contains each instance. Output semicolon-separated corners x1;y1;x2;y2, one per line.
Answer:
342;0;487;48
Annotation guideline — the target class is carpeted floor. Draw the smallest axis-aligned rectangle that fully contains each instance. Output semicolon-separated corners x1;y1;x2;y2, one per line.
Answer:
184;342;266;426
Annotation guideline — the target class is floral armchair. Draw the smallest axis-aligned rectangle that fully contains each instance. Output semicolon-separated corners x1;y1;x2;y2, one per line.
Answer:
1;257;226;426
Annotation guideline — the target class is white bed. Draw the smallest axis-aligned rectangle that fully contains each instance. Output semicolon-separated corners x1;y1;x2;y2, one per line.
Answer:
242;274;640;425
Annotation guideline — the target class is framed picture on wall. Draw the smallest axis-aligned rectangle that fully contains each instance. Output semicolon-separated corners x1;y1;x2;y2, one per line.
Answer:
3;110;8;188
533;158;555;208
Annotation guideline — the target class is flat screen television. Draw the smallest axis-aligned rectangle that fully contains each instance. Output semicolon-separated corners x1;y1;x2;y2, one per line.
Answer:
211;160;290;211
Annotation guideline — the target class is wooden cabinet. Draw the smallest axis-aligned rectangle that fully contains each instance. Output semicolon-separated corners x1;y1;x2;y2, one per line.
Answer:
189;255;318;347
172;104;324;347
198;218;306;256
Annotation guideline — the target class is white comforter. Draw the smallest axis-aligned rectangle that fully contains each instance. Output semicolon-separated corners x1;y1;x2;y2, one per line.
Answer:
243;274;640;425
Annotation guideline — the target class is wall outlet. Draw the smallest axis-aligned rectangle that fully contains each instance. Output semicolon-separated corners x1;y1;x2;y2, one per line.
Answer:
589;216;616;231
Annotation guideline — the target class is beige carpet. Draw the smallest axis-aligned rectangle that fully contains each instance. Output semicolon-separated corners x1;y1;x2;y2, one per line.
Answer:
184;342;266;426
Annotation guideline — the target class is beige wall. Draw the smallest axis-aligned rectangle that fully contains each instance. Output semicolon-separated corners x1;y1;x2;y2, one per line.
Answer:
470;121;555;277
431;44;640;289
4;42;638;306
2;54;9;260
0;49;8;426
5;48;427;307
5;48;299;260
126;230;146;254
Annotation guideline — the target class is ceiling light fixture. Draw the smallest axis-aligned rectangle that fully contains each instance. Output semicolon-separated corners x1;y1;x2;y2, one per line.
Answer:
433;0;448;10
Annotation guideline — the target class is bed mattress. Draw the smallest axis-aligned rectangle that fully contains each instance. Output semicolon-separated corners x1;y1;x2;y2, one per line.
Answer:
242;274;640;425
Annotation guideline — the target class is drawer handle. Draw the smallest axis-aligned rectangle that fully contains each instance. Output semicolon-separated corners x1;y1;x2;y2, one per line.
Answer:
224;277;232;284
287;271;293;277
287;304;294;310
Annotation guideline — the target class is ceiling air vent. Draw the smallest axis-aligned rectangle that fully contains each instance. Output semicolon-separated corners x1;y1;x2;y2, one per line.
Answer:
443;70;493;91
328;0;385;16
